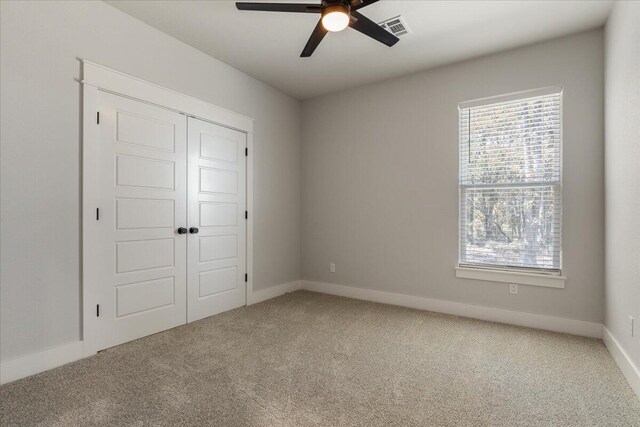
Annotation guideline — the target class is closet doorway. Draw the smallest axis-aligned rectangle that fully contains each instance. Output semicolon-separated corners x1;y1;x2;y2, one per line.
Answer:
82;61;253;354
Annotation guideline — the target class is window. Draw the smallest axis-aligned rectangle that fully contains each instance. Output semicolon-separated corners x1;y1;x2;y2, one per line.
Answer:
458;87;562;275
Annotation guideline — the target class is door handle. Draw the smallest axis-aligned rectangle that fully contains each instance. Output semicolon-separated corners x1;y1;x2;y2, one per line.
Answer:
177;227;188;234
189;227;199;234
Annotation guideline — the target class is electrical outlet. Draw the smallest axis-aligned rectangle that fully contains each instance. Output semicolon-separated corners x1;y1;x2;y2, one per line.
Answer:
330;263;336;273
630;316;635;337
509;283;518;295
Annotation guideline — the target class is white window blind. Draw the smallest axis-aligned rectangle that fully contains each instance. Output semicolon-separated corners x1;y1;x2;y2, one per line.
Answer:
459;88;562;273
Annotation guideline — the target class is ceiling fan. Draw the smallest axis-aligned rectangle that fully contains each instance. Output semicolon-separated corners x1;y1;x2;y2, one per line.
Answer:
236;0;399;57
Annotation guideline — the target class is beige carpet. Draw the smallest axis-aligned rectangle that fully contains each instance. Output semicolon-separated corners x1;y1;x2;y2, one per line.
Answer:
1;290;639;426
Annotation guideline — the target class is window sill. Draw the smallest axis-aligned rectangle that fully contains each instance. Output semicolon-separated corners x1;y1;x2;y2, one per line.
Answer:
455;266;566;289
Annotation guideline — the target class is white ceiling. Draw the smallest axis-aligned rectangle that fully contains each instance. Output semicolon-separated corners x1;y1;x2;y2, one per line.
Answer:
106;0;613;100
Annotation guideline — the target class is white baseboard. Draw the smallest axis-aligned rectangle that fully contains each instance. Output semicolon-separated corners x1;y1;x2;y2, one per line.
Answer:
0;280;303;386
247;280;301;305
1;341;85;385
300;280;603;338
603;327;640;399
1;282;618;394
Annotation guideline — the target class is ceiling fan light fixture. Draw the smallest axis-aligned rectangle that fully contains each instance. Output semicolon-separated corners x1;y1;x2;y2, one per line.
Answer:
321;5;350;32
236;0;400;57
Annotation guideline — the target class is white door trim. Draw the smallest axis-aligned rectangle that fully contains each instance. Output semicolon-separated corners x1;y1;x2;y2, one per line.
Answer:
82;61;253;133
82;60;255;357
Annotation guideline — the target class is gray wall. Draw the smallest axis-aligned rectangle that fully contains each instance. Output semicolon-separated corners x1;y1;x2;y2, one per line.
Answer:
605;1;640;368
0;1;301;361
301;30;604;323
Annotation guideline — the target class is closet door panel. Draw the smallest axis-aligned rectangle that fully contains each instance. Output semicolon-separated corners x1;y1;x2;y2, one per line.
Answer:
93;91;187;351
187;118;247;322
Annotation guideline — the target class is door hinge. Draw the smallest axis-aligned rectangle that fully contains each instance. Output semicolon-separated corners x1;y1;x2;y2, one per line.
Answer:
96;208;100;220
245;147;248;156
245;274;248;282
96;304;100;317
245;211;248;220
97;111;100;124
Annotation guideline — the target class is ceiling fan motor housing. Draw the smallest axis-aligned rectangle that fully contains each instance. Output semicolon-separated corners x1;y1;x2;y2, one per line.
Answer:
321;0;351;17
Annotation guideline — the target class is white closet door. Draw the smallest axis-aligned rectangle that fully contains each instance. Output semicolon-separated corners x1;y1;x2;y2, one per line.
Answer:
93;91;187;351
187;117;246;322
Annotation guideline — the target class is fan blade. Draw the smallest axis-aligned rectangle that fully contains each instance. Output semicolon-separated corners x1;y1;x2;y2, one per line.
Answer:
236;2;321;13
349;11;399;47
301;19;328;57
351;0;379;11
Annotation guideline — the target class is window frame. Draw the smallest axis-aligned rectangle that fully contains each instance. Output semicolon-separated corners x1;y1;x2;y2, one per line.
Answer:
455;86;565;288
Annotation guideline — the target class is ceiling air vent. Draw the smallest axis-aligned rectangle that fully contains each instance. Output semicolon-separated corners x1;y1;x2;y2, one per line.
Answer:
377;15;410;37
